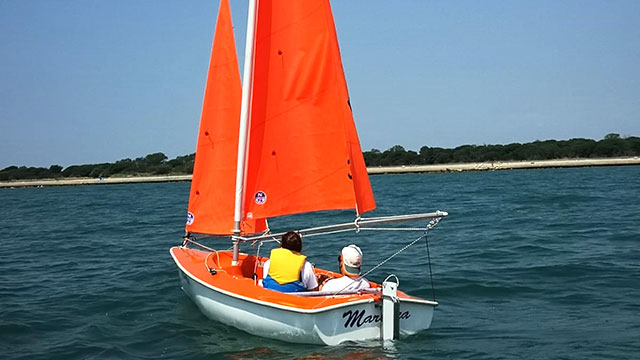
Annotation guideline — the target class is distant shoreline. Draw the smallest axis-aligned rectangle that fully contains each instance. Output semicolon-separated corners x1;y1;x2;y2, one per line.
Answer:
1;157;638;188
366;157;640;174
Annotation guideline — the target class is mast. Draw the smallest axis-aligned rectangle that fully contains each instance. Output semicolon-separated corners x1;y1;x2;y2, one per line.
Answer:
232;0;258;265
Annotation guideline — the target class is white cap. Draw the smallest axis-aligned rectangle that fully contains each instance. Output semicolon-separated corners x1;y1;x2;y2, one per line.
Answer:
341;244;363;275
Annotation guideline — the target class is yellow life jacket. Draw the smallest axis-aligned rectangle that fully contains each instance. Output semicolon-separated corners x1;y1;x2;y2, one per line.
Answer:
268;248;306;285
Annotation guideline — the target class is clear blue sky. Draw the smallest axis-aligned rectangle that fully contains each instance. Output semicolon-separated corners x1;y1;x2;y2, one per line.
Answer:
1;0;639;168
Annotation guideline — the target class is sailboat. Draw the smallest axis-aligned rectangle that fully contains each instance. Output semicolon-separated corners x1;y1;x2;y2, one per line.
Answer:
170;0;447;345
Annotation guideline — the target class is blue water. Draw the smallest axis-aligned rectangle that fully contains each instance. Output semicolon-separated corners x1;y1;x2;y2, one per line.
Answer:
1;166;639;359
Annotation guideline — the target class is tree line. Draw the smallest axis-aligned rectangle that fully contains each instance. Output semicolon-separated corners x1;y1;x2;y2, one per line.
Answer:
1;134;638;181
364;134;640;166
0;153;194;181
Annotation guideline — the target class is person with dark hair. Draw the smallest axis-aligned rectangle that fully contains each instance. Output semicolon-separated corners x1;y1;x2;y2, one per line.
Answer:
319;244;370;292
262;231;318;292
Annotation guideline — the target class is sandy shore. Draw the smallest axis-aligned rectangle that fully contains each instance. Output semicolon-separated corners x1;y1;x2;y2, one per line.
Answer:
366;157;640;174
1;157;638;188
0;175;192;188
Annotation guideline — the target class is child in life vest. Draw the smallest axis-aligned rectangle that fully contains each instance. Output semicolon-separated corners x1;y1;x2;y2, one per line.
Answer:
262;231;318;292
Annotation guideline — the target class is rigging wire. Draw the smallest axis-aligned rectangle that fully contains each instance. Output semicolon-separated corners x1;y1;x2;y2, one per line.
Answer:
311;217;443;308
184;217;443;303
359;232;427;280
359;218;440;299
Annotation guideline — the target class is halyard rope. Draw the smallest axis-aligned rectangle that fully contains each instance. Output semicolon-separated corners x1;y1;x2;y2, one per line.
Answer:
204;250;223;273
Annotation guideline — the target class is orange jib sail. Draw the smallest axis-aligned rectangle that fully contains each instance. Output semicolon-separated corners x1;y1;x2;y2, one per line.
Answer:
186;0;265;235
242;0;376;221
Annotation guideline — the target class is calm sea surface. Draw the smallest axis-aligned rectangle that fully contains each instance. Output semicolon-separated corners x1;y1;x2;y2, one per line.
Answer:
1;166;639;359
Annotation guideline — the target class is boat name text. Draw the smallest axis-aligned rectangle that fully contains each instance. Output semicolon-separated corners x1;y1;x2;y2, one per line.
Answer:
342;309;410;328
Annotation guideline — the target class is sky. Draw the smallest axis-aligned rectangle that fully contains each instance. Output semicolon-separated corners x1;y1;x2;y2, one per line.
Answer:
1;0;639;169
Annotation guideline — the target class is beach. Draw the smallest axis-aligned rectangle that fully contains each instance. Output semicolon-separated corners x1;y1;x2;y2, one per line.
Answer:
1;157;639;188
0;174;192;188
366;156;640;174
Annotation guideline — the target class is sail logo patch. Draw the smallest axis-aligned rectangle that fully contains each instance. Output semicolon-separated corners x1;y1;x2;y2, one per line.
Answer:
254;191;267;205
186;212;194;225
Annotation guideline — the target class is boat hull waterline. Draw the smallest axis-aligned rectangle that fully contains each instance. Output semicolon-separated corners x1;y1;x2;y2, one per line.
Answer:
170;247;436;345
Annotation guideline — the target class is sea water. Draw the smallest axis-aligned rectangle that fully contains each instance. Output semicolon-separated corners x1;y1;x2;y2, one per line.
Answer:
1;166;638;359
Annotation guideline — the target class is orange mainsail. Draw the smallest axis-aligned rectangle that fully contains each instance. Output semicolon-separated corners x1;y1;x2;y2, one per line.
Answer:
241;0;376;221
186;0;265;235
188;0;374;234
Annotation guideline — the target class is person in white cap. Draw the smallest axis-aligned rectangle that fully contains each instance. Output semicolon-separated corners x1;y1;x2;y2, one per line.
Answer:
320;244;370;293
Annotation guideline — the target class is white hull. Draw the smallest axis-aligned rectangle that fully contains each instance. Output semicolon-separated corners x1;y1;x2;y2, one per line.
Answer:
177;268;435;345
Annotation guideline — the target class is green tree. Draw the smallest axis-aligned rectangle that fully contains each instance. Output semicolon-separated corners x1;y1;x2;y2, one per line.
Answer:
363;149;381;166
49;165;63;174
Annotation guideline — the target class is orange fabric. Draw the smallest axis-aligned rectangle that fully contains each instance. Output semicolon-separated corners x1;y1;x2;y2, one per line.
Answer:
186;0;266;235
242;0;376;221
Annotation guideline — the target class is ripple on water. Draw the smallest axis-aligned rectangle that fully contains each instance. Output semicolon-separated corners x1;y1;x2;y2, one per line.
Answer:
1;167;639;359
